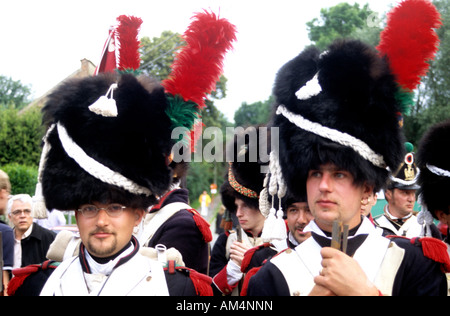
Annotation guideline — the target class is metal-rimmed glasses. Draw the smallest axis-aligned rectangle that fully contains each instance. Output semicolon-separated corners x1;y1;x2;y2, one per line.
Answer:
77;204;127;218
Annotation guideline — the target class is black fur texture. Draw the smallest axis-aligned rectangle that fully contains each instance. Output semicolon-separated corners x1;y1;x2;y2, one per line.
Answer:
417;119;450;217
271;39;405;201
220;126;270;213
42;73;173;210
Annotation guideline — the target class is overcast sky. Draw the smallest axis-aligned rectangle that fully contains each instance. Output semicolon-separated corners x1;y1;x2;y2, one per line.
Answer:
0;0;397;121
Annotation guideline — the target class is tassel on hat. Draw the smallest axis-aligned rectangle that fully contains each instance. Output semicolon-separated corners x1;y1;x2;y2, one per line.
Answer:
260;151;287;242
32;125;55;219
88;83;119;117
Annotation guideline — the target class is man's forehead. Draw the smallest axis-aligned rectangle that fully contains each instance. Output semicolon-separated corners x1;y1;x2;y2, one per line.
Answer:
12;200;32;209
314;163;345;172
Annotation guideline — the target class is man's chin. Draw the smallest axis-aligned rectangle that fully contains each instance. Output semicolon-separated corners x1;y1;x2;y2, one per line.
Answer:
87;239;118;258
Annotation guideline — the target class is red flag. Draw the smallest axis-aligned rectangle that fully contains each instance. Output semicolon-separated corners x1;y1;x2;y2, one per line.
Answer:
94;27;117;75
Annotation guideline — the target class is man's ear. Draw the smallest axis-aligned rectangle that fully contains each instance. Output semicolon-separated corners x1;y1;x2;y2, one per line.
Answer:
362;183;375;201
385;189;393;202
134;209;145;225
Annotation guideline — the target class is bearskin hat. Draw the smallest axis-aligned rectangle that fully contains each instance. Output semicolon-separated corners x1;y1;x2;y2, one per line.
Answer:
417;120;450;218
220;126;270;213
271;39;405;201
41;73;173;210
34;12;236;213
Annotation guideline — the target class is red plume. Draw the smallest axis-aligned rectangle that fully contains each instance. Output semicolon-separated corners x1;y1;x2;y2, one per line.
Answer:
162;10;237;109
116;15;143;72
377;0;441;91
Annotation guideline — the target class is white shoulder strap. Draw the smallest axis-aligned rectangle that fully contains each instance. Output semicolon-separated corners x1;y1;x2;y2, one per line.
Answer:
138;202;191;246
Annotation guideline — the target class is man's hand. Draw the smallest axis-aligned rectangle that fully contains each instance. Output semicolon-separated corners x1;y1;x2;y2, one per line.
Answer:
312;247;379;296
229;241;250;266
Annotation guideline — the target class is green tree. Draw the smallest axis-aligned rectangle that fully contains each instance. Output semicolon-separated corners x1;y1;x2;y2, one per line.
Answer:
306;3;376;50
140;31;184;80
234;96;274;127
0;106;44;166
0;75;32;110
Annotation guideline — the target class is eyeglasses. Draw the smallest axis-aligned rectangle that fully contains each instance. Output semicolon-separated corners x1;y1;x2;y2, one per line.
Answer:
77;204;126;218
11;209;32;217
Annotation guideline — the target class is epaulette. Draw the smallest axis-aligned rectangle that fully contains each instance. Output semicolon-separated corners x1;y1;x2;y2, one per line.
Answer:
241;242;272;273
164;260;213;296
186;208;213;243
8;260;60;296
388;235;450;273
411;237;450;273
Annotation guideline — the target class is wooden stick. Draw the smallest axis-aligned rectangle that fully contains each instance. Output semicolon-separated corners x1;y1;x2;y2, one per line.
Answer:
331;221;349;253
342;224;349;254
236;225;242;243
331;221;342;250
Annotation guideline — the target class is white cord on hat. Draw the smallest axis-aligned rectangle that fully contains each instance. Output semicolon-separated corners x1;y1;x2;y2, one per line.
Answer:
260;150;288;242
426;164;450;178
276;105;387;169
57;122;152;197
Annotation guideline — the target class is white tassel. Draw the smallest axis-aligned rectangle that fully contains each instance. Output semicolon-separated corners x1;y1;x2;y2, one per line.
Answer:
271;209;287;241
418;194;435;237
261;207;277;242
32;125;55;219
32;182;48;219
88;83;118;117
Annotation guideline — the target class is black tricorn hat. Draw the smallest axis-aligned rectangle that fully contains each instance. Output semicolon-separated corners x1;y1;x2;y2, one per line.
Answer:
271;39;405;201
417;119;450;218
41;73;173;210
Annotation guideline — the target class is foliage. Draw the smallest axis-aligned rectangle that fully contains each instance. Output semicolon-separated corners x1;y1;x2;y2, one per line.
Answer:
140;31;184;80
0;75;32;110
306;3;376;50
0;106;44;166
234;96;274;127
0;163;38;195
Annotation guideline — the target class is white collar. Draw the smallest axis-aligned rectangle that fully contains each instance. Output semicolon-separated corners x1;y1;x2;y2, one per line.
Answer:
15;223;33;241
385;205;412;221
304;216;376;239
84;242;134;276
288;231;300;247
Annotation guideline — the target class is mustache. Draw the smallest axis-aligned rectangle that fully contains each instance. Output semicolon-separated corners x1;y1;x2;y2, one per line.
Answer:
295;224;307;231
90;228;116;236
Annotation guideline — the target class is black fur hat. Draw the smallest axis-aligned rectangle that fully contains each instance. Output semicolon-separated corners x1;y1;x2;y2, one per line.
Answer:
32;12;236;214
220;126;270;213
417;120;450;217
41;73;173;210
271;39;405;201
